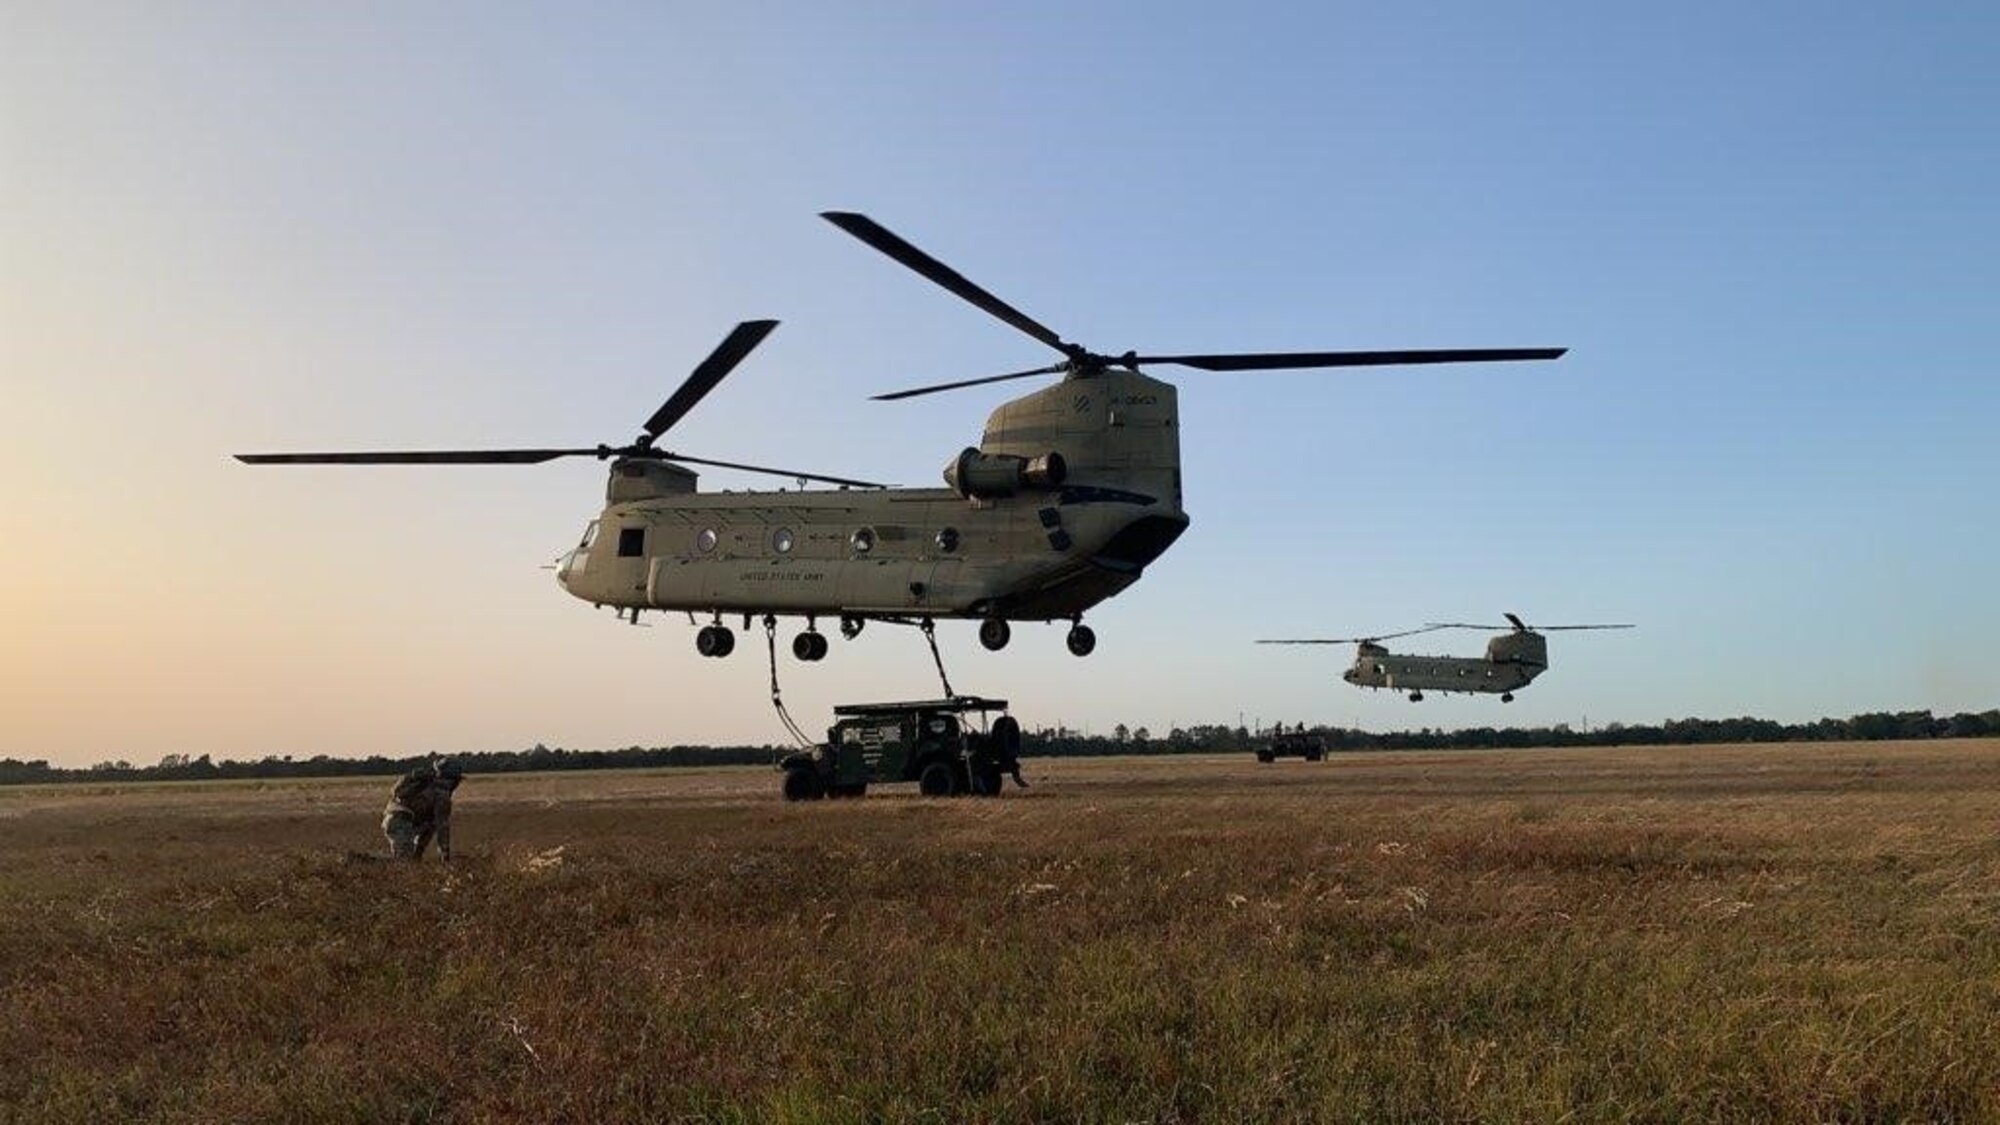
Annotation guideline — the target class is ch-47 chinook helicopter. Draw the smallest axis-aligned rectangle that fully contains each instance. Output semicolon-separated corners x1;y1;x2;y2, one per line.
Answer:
239;211;1566;664
1258;613;1633;702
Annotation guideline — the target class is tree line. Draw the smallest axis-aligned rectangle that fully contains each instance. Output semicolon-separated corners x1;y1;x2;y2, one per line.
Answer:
2;707;1994;786
1036;708;2000;756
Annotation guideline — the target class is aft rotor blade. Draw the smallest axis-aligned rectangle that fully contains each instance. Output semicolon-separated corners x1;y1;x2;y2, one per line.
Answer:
1427;621;1634;632
1143;347;1567;371
660;452;885;489
871;362;1068;402
642;319;780;441
235;448;601;465
821;211;1067;352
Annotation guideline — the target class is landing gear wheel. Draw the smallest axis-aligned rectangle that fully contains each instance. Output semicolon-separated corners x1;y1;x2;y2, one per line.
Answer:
1256;750;1275;764
918;760;960;797
1408;691;1423;702
1065;624;1096;657
781;767;825;802
697;625;736;658
1501;692;1514;703
793;631;828;662
978;617;1011;652
839;615;865;640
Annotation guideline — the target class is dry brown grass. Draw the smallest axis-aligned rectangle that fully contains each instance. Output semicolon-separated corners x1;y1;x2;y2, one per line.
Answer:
5;740;2000;1122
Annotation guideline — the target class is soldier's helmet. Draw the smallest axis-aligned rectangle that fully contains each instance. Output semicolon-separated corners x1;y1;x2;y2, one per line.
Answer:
433;758;465;786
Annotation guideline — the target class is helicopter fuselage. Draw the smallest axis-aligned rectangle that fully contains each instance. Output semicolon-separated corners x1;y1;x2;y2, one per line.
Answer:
555;369;1188;629
1342;633;1549;700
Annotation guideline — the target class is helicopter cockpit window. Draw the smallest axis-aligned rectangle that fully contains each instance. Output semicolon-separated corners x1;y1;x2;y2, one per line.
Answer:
696;528;718;553
579;521;599;549
773;528;795;554
936;526;961;553
1374;663;1386;675
617;527;645;558
851;527;875;554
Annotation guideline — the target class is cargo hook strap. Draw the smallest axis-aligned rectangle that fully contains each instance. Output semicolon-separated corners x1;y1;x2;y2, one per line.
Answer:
865;615;959;699
763;615;814;748
920;618;956;699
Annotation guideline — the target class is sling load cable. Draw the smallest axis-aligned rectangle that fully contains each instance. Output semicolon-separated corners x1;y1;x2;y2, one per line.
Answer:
763;615;815;748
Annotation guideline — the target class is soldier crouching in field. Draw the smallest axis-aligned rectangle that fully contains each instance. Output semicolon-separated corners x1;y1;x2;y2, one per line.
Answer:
382;759;463;861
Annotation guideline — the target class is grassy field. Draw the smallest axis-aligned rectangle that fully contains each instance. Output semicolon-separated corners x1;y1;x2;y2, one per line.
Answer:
5;740;2000;1122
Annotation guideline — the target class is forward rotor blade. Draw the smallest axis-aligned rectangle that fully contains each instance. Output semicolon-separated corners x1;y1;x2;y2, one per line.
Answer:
871;363;1068;402
660;452;885;489
642;319;780;441
1259;626;1443;645
821;211;1067;352
235;448;600;465
1143;347;1567;371
1536;624;1636;631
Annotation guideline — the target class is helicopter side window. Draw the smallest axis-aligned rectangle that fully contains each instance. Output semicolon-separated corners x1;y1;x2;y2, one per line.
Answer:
1374;663;1386;675
851;527;875;554
579;521;599;549
617;527;645;558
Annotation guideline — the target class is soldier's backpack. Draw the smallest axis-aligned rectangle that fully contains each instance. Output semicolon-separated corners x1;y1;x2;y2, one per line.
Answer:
391;769;431;807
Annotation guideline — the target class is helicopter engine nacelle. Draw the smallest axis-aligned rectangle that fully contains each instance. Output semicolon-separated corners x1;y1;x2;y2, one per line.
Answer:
944;447;1066;500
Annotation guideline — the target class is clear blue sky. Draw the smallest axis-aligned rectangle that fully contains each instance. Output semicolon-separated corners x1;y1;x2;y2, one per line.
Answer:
5;2;1996;765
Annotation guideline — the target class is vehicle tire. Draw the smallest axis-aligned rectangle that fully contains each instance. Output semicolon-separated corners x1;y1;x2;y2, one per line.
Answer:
1256;750;1275;764
696;626;720;657
978;617;1011;651
782;767;825;802
1065;624;1096;657
810;632;830;661
918;760;959;797
793;631;821;662
712;627;735;658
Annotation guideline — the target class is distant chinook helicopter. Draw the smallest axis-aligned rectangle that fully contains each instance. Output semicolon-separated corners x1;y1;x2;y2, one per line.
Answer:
239;212;1566;663
1259;613;1632;701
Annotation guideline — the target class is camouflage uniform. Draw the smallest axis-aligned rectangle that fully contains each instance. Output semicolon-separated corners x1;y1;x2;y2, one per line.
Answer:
382;760;462;860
